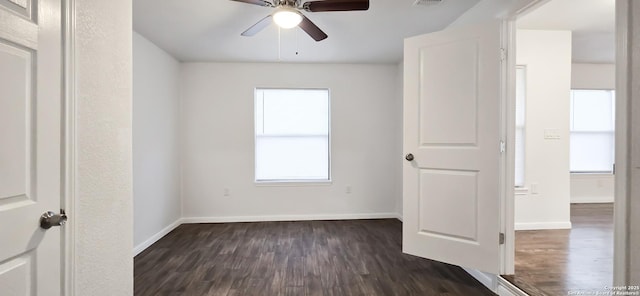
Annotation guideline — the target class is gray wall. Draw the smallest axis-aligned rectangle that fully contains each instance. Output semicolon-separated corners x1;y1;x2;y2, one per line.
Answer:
133;32;182;253
180;62;402;221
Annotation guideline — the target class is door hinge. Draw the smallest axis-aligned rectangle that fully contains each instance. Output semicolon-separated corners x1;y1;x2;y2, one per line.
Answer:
499;232;505;245
500;48;507;61
500;141;506;153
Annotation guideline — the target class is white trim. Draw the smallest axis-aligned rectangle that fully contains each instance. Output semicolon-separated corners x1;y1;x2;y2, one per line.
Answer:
63;0;76;295
613;0;630;286
133;219;182;256
501;18;517;275
514;187;529;195
461;269;531;296
514;221;572;231
500;0;555;277
182;213;399;224
571;197;615;204
463;268;498;292
497;276;529;296
133;213;402;256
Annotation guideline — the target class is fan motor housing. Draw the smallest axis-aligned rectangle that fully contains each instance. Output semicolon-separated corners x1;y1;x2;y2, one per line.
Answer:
274;0;298;7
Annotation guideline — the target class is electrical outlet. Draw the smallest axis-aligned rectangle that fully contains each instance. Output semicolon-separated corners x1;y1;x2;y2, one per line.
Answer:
223;188;230;197
345;185;352;194
530;183;539;195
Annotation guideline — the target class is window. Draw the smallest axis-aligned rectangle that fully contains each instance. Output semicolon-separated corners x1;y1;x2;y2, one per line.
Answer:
570;89;615;173
514;66;526;187
255;88;330;182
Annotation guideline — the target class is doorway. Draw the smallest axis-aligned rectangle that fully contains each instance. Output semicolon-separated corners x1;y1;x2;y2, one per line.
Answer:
504;0;616;294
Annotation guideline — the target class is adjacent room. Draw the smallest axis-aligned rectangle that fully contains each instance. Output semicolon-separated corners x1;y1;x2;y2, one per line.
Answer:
130;0;618;295
132;0;497;295
504;0;616;295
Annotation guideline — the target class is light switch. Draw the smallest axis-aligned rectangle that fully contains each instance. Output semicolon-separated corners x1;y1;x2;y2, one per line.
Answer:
544;129;561;140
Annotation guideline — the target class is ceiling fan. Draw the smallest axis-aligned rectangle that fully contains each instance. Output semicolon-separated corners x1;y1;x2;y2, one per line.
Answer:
230;0;370;42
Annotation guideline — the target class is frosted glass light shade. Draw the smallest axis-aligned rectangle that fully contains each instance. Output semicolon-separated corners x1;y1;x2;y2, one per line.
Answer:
273;8;302;29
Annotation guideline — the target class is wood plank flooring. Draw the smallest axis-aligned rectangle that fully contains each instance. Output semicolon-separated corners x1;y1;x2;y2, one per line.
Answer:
134;219;495;296
503;203;614;296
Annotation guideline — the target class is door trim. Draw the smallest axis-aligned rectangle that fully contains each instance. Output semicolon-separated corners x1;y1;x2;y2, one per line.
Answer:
63;0;76;294
613;0;629;286
500;0;552;276
500;18;515;276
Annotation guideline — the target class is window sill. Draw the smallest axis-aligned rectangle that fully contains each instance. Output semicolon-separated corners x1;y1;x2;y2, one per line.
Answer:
514;187;529;195
255;180;333;187
570;173;615;178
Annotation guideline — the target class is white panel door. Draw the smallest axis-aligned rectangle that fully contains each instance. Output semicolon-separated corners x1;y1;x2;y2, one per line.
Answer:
403;21;502;274
0;0;63;294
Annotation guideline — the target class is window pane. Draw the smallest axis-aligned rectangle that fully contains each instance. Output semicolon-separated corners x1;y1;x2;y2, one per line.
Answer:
256;89;329;135
515;128;525;187
570;132;614;172
255;136;329;180
514;66;526;187
571;90;614;131
255;88;330;181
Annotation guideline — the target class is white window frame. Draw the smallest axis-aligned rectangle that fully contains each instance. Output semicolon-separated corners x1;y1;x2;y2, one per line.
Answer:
569;88;616;174
254;87;332;183
514;65;526;187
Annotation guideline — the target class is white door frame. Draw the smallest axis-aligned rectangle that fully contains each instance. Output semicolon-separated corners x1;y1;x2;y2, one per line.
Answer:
500;0;629;285
613;0;630;286
62;0;76;294
500;0;552;276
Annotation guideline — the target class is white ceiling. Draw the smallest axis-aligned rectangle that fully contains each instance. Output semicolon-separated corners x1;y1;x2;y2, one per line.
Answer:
133;0;481;63
517;0;615;64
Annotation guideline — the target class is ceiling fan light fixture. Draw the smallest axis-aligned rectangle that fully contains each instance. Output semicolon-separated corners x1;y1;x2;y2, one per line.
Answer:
273;7;302;29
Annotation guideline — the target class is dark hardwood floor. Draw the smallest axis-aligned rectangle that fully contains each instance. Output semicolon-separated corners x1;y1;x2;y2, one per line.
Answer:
503;203;614;296
135;219;495;296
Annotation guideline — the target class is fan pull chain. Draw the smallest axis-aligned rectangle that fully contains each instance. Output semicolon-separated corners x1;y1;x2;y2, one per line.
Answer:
278;27;281;61
295;28;299;56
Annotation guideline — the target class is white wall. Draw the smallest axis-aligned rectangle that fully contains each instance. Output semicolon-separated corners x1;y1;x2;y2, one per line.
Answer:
133;32;182;254
448;0;537;28
395;62;404;219
570;63;616;203
180;62;401;221
572;63;616;90
73;0;133;294
515;30;572;230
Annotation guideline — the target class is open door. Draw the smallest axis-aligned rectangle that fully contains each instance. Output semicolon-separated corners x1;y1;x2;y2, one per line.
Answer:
403;21;503;274
0;0;64;294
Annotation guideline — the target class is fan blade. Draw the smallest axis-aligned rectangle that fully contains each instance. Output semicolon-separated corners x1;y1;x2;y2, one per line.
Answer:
230;0;273;7
241;15;273;36
303;0;369;12
299;15;328;41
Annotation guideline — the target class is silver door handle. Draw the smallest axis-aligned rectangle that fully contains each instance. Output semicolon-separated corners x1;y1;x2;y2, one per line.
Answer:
40;210;67;229
405;153;414;161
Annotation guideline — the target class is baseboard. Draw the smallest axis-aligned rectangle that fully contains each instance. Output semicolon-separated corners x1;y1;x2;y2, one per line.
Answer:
497;276;529;296
133;219;182;257
463;267;497;292
394;212;403;222
182;212;399;224
514;221;572;231
570;196;614;203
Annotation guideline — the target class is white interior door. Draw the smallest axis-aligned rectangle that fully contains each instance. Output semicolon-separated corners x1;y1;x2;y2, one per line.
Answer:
0;0;63;294
402;21;503;274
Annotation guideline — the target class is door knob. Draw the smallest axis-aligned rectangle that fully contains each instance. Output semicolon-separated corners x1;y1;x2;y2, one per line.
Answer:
40;210;67;229
405;153;414;161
